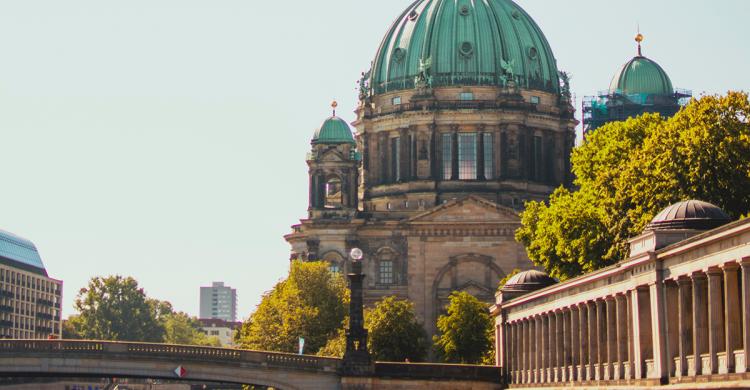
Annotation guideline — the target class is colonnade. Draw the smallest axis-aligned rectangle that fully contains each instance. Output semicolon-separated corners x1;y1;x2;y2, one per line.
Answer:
500;258;750;386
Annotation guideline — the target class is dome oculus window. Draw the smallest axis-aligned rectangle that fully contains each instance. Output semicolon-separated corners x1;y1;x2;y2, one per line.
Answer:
459;42;474;58
527;47;538;60
408;10;418;20
459;5;470;16
392;48;406;63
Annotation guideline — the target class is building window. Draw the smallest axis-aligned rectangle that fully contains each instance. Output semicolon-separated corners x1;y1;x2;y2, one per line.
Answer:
325;177;343;208
532;136;543;181
458;133;477;180
379;260;394;285
530;96;540;104
483;133;494;179
459;92;474;101
391;137;401;182
392;96;402;105
409;134;417;179
329;263;340;274
441;133;453;180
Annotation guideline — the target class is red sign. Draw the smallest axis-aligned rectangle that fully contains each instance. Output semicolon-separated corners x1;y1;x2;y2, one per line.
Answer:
174;366;187;378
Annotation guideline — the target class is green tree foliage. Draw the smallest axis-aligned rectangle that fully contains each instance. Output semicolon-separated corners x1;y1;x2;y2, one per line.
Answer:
163;311;221;347
518;92;750;280
237;261;348;354
72;275;165;342
433;291;493;364
67;276;218;346
318;297;428;362
367;297;427;362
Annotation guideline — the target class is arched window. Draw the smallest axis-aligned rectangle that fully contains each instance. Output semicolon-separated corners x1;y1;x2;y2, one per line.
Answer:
376;248;400;286
324;176;343;208
322;251;345;274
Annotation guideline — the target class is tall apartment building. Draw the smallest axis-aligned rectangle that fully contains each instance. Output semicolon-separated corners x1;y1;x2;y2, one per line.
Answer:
0;229;63;339
199;282;236;322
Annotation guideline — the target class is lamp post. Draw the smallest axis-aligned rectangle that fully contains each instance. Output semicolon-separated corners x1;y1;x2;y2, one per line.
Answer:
342;248;373;375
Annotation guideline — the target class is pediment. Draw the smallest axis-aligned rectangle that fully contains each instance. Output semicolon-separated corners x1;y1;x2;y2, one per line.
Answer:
457;280;493;297
320;149;346;162
408;195;520;224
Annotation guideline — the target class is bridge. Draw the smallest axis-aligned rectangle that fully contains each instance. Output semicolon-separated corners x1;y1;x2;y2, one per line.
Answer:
0;340;503;390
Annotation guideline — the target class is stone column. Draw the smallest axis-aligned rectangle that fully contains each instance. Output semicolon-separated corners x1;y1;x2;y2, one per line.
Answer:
650;280;669;382
579;303;589;381
521;320;528;383
741;258;750;373
692;272;708;375
556;311;564;382
571;306;580;381
606;297;617;380
588;301;598;381
548;313;556;382
677;277;693;377
597;300;607;380
724;263;741;374
538;314;549;383
631;286;651;379
615;294;628;380
497;322;506;374
561;310;569;382
707;267;725;374
537;316;543;383
626;292;635;379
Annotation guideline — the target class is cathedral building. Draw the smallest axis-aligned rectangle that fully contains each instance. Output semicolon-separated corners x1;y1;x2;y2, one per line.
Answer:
285;0;577;338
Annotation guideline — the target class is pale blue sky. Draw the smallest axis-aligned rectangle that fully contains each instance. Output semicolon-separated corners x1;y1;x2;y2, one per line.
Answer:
0;0;747;320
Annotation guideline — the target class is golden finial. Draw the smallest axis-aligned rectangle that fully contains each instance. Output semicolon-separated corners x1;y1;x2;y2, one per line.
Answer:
635;26;644;56
331;100;338;116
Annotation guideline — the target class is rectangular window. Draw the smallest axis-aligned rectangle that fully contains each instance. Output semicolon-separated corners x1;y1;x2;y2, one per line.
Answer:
409;134;417;179
390;137;401;182
441;134;453;180
530;96;540;104
458;133;477;180
392;96;402;105
379;261;394;285
459;92;474;101
483;133;494;179
533;136;543;181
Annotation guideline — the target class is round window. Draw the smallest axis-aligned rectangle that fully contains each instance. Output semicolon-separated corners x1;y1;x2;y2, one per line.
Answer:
511;10;521;20
459;5;470;16
459;41;474;57
393;48;407;63
409;10;418;20
527;46;538;60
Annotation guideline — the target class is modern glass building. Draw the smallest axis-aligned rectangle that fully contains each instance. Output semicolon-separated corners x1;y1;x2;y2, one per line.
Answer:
0;229;62;339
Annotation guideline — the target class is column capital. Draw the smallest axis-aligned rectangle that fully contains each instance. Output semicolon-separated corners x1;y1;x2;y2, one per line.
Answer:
691;271;707;281
706;266;723;276
677;276;692;286
604;295;616;302
721;261;740;271
740;256;750;267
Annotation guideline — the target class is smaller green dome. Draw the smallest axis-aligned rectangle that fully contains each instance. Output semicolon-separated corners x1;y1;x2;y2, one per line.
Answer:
312;116;355;145
609;56;674;97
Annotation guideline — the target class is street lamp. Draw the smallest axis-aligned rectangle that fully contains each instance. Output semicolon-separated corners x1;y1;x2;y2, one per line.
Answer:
350;248;364;261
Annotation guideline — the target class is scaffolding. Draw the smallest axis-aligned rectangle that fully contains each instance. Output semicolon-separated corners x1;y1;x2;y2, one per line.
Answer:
582;88;692;137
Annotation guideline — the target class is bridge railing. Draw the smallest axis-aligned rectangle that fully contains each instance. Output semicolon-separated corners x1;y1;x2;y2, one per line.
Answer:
0;340;341;372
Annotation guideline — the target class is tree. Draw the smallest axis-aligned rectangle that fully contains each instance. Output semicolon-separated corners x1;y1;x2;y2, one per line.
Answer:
518;92;750;280
72;275;165;342
433;291;493;364
319;297;428;361
162;311;221;347
367;297;427;362
237;261;348;354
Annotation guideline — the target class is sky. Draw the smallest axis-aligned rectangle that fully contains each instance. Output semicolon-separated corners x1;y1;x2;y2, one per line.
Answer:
0;0;748;320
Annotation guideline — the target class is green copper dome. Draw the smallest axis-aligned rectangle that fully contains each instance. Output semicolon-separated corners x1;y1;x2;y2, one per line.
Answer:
371;0;560;95
609;56;674;96
312;116;355;145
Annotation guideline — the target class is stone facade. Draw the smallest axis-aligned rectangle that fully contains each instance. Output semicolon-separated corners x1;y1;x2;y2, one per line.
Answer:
286;0;577;343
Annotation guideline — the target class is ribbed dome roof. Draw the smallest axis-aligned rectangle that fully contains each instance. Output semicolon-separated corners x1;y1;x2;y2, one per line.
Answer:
0;229;47;276
312;116;355;145
647;200;732;231
609;56;674;96
501;270;556;293
371;0;560;95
